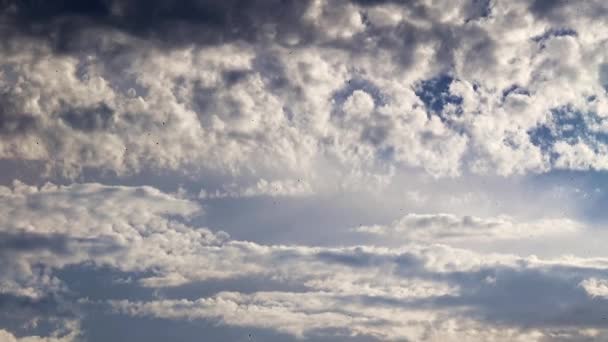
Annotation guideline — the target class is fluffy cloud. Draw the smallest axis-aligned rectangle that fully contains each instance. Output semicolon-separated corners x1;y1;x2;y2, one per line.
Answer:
580;278;608;299
2;0;608;184
0;180;226;296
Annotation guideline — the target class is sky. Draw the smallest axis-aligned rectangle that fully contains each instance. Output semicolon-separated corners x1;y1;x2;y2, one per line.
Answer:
3;0;608;341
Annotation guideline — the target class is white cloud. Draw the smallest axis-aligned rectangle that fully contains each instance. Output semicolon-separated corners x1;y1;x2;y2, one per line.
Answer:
199;178;313;199
0;330;76;342
3;0;608;184
0;317;79;342
580;278;608;299
112;290;586;341
0;180;207;297
354;213;583;242
343;90;375;119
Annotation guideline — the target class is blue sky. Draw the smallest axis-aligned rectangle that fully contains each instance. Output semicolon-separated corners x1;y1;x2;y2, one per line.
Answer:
3;0;608;341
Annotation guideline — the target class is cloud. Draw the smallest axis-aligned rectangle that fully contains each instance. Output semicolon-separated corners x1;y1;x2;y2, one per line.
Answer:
112;291;508;341
0;329;77;342
354;213;583;242
0;0;317;50
0;180;205;298
110;279;606;341
580;278;608;299
199;178;313;199
108;245;608;340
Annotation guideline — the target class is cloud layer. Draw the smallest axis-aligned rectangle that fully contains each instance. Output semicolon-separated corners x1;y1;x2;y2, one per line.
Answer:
1;182;608;341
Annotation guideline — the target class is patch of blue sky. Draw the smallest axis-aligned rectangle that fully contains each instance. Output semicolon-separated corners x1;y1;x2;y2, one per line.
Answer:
414;74;469;140
524;168;608;224
414;75;463;123
475;0;492;18
528;105;608;161
376;145;395;162
465;0;492;23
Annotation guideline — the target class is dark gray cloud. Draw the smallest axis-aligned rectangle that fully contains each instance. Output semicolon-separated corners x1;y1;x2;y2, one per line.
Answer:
0;0;316;51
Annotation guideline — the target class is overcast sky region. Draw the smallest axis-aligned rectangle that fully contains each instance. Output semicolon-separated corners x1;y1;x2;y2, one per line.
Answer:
5;0;608;341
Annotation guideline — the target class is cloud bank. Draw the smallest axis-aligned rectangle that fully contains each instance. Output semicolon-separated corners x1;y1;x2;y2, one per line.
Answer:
0;182;607;341
2;0;608;185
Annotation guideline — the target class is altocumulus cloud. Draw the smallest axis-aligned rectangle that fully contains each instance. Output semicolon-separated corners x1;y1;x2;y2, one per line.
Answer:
3;0;608;341
5;0;608;181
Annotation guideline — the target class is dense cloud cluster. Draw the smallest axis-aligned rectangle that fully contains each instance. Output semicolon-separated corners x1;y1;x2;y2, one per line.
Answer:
2;0;608;184
3;0;608;341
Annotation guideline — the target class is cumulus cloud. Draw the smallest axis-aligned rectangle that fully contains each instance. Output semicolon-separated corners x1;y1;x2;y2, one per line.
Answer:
580;278;608;299
2;0;608;184
0;180;228;295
